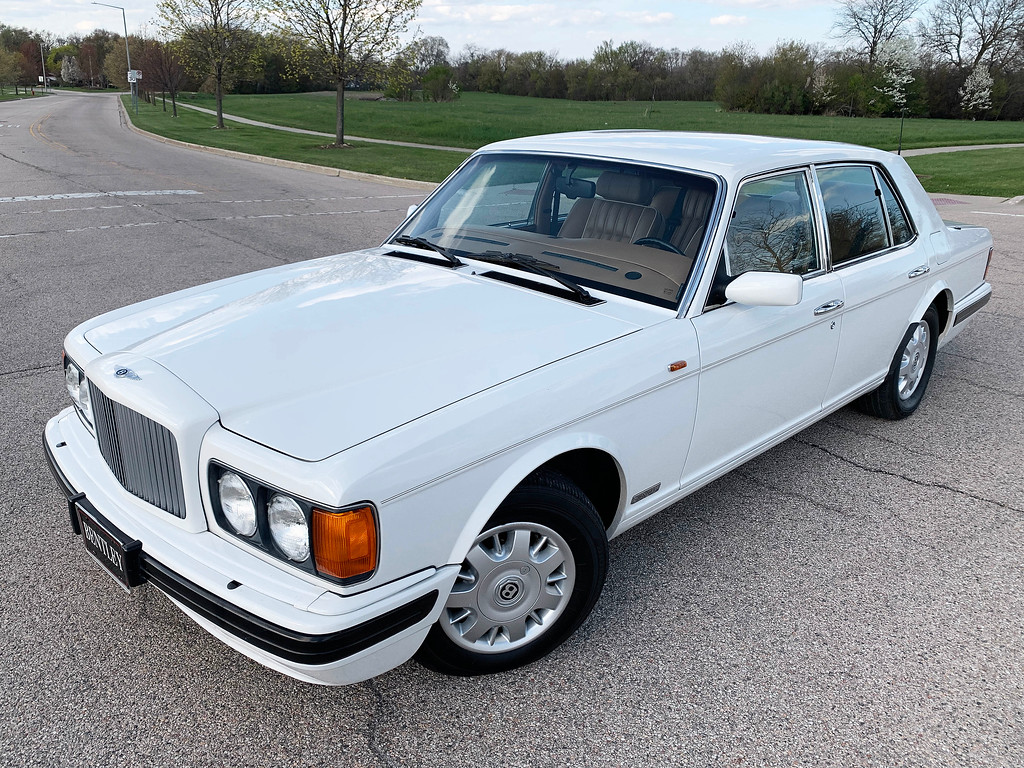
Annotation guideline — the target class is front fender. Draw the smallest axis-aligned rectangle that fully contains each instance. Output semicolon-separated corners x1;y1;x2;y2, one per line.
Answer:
444;431;626;567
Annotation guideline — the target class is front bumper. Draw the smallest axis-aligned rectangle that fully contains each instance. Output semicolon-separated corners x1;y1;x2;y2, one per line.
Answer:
44;409;457;685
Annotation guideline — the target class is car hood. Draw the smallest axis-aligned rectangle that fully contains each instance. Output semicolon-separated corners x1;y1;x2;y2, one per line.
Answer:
86;251;640;461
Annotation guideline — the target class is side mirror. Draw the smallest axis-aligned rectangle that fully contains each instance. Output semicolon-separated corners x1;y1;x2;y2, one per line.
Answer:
406;204;418;218
724;271;803;307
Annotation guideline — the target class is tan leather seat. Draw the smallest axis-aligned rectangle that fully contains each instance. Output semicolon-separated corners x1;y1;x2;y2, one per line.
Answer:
560;172;664;243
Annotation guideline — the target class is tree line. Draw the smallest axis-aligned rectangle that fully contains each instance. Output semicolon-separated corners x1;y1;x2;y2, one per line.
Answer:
2;0;1022;133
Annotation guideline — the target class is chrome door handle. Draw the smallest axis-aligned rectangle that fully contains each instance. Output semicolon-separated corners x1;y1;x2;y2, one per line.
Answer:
908;265;930;279
814;299;845;316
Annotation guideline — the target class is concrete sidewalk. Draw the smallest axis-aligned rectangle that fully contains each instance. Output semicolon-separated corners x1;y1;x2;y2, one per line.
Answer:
899;142;1024;156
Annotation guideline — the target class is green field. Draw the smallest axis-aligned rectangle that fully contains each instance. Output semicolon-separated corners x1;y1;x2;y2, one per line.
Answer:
126;97;461;182
130;92;1024;195
180;90;1024;152
906;149;1024;197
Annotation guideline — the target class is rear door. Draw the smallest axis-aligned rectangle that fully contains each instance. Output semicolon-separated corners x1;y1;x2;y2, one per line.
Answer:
813;164;929;407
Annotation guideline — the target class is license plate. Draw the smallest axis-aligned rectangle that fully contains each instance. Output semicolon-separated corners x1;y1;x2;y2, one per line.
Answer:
77;504;143;592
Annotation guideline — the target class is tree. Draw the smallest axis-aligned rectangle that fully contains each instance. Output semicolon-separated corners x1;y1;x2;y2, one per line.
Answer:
874;37;917;112
0;47;24;94
960;65;994;114
414;35;449;75
157;0;262;128
18;41;41;88
271;0;422;146
141;38;188;115
833;0;922;67
919;0;1024;71
61;55;85;86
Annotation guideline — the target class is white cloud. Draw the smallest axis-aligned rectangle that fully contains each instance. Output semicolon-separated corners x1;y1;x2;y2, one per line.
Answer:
424;2;557;24
615;11;675;25
710;14;749;25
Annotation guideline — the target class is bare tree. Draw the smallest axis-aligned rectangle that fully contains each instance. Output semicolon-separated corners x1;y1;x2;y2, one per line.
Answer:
271;0;422;146
141;38;188;116
157;0;261;128
834;0;922;67
414;35;449;75
919;0;1024;70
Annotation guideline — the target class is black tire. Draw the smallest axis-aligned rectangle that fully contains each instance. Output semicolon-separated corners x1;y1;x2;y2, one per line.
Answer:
858;306;939;420
415;470;608;676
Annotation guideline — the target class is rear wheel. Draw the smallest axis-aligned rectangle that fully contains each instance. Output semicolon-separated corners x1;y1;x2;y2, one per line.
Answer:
416;470;608;676
858;306;939;420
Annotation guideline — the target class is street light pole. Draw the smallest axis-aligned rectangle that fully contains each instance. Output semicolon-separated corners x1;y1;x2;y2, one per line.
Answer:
92;2;136;114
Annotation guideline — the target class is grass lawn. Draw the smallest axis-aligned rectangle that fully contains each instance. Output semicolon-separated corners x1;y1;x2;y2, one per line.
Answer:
906;149;1024;197
126;97;462;182
179;90;1024;152
131;93;1024;195
0;91;47;101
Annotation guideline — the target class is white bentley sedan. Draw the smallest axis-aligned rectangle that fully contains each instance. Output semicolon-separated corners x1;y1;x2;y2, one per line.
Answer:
46;132;993;685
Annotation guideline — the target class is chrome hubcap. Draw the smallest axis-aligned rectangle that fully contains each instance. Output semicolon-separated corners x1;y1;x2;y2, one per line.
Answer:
441;522;576;653
898;320;930;400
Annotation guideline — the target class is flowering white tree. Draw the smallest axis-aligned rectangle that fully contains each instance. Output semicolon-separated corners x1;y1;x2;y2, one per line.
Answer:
60;55;84;86
874;36;917;111
959;66;993;116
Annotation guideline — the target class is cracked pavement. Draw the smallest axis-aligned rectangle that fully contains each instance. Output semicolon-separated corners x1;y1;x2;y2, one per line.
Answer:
2;92;1022;767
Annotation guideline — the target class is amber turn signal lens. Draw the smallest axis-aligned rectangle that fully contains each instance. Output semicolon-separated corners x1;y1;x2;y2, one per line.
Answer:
312;506;377;580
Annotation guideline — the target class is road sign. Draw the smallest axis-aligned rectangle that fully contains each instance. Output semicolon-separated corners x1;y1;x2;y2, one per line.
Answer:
127;70;141;83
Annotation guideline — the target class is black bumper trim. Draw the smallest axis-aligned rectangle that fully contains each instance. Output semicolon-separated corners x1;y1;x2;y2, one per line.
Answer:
953;290;991;326
44;431;439;666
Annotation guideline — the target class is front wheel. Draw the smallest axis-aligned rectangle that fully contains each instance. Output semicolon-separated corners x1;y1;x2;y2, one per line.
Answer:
858;306;939;420
415;470;608;676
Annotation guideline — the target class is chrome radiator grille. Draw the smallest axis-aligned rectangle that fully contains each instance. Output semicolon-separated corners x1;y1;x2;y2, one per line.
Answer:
90;386;187;518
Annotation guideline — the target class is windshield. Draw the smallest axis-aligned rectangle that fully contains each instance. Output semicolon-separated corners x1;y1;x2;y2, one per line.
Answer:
392;153;719;309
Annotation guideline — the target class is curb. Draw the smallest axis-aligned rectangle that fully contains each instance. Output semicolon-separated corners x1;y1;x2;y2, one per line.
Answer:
118;98;438;192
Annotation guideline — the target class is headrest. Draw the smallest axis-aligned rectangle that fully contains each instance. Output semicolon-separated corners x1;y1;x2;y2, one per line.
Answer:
596;172;654;205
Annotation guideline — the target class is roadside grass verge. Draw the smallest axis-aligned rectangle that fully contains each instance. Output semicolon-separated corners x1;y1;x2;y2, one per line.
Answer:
0;91;47;101
125;97;461;182
178;90;1024;152
906;149;1024;197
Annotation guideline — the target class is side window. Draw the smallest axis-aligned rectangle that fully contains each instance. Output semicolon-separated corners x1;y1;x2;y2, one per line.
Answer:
724;171;820;277
878;173;914;245
817;165;889;265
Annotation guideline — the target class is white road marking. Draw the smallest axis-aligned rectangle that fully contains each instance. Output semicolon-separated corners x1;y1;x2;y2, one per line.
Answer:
0;190;202;203
970;211;1024;218
216;194;421;204
0;207;387;239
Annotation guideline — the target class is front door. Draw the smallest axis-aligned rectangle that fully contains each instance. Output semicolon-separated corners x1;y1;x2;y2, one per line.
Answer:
683;168;843;487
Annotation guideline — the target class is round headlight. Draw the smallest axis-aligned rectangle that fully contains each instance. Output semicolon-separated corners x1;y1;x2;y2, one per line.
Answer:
219;472;257;537
268;494;310;562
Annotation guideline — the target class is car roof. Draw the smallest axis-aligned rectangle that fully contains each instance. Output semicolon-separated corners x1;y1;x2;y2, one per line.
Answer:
477;131;896;181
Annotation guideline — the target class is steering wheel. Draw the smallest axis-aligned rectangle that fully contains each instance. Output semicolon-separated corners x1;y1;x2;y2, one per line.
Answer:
633;237;685;256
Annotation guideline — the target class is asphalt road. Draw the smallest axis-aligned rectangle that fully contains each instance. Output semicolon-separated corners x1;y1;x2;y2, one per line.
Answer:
2;92;1022;768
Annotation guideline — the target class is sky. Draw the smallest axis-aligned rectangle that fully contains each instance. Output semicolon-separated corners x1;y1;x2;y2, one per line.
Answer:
5;0;843;60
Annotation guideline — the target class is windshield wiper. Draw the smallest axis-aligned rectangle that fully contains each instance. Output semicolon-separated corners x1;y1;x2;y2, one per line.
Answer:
391;235;464;268
468;251;598;305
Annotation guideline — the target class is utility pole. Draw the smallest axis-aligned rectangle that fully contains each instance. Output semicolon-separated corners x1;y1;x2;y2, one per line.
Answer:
39;41;47;92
